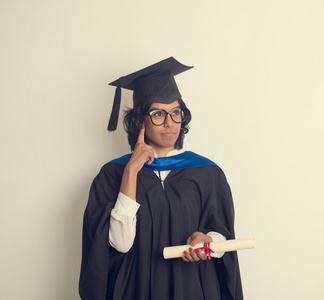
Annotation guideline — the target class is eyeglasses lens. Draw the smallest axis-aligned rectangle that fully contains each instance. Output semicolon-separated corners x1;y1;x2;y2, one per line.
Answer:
150;108;183;125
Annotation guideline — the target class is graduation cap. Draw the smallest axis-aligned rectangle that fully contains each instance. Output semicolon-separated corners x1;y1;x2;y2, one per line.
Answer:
107;57;193;131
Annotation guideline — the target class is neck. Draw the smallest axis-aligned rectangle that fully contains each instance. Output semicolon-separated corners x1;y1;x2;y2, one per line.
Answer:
154;147;175;158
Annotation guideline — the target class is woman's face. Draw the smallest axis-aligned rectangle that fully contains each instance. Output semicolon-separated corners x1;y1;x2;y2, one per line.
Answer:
144;100;181;157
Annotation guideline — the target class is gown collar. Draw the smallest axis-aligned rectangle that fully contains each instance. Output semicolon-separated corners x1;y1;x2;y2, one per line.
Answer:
107;151;216;172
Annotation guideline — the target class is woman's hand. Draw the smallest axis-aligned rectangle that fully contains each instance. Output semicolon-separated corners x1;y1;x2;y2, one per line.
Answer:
181;232;213;262
125;124;155;173
120;124;155;200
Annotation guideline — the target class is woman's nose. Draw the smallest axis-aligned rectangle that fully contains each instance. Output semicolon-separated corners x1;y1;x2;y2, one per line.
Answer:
164;113;173;127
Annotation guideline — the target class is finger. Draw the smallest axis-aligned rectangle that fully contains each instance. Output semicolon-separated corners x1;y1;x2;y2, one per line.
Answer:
137;123;146;144
186;236;193;245
190;232;210;246
189;237;200;247
181;256;189;262
186;232;201;245
200;254;208;261
197;250;208;261
183;250;194;262
142;146;155;165
145;149;155;165
189;247;200;262
147;154;155;165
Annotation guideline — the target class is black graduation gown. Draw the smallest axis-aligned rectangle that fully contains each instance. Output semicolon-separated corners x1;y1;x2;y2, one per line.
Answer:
79;153;243;300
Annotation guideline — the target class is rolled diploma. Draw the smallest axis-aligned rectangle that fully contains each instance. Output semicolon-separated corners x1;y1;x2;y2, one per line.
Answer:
163;238;256;259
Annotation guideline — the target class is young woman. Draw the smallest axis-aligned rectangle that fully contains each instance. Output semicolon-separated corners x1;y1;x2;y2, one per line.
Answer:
79;57;243;300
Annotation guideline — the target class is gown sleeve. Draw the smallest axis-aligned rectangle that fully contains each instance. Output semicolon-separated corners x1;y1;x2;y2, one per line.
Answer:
79;164;126;300
199;165;243;300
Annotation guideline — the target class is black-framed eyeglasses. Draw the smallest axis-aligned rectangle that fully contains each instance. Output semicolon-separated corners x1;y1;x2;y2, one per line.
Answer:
144;107;184;126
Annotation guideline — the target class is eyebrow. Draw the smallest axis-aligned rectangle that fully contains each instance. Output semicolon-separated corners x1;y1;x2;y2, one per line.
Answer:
149;106;181;111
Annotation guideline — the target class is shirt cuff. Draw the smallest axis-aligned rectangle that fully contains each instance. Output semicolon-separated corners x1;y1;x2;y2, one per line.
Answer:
206;231;226;258
206;231;226;243
112;192;140;217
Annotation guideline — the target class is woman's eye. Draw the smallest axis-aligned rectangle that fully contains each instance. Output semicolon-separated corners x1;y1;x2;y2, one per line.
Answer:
152;111;164;118
172;109;181;116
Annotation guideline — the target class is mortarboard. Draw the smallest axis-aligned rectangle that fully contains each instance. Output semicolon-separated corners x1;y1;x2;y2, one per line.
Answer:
107;57;193;131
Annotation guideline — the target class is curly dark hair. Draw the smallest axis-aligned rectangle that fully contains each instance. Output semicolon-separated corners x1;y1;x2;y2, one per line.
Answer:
123;99;191;151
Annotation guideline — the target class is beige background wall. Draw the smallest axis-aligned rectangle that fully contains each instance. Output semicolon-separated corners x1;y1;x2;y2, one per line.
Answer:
1;1;323;299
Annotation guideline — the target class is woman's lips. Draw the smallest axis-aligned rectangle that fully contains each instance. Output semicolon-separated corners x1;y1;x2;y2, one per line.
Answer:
161;132;176;137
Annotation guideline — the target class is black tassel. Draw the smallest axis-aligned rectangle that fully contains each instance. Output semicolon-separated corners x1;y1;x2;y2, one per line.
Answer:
107;85;121;131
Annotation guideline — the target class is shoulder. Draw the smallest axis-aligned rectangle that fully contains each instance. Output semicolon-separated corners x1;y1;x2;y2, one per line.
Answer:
99;153;132;172
105;153;132;166
186;151;225;171
185;151;220;166
184;151;229;180
92;154;130;185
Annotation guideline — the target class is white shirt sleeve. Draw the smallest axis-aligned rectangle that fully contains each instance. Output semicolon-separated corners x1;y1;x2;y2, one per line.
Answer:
109;192;140;253
206;231;227;258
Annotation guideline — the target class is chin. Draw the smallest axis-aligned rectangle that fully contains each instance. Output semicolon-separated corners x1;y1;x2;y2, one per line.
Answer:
161;139;178;148
147;133;180;150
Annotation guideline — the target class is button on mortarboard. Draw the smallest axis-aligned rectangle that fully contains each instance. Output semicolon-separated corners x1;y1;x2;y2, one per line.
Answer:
107;57;193;131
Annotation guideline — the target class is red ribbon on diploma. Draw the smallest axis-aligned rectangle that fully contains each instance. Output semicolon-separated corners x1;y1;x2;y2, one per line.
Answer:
194;242;215;260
